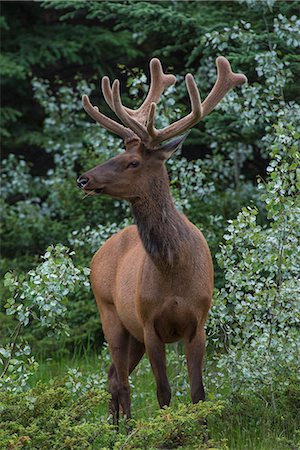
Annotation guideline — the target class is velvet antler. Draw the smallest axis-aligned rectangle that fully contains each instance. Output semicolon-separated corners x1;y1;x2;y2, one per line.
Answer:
82;57;247;147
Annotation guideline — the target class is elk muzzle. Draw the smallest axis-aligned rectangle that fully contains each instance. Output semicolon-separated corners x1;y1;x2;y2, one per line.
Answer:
77;173;104;193
77;160;117;194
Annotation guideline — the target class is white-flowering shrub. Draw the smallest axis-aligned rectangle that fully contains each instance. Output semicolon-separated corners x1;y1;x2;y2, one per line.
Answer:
0;343;38;393
0;155;34;200
208;125;300;400
69;219;132;254
32;78;124;176
65;367;107;394
4;244;89;330
1;244;90;392
196;13;299;176
274;14;300;47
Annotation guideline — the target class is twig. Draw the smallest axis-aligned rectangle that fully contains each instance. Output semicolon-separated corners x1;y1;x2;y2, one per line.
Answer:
82;190;95;200
0;321;23;380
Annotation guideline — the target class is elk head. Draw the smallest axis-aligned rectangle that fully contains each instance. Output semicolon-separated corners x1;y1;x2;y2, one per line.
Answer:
78;57;247;201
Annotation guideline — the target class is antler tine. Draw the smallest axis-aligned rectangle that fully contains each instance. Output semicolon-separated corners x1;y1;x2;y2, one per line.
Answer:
147;73;202;145
147;102;157;140
147;56;247;147
134;58;176;123
111;79;149;142
101;59;176;123
201;56;247;117
82;94;135;142
101;76;114;111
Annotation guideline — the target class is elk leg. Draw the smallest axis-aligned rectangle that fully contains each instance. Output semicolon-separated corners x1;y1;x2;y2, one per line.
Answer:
107;335;145;418
185;327;209;442
144;327;171;408
128;335;145;374
184;326;206;403
100;305;131;425
107;363;120;426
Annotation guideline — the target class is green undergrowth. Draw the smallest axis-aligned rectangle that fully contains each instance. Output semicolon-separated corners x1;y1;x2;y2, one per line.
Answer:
0;379;224;450
1;351;299;450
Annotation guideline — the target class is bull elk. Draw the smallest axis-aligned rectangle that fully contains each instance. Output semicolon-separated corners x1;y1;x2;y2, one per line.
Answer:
78;57;247;425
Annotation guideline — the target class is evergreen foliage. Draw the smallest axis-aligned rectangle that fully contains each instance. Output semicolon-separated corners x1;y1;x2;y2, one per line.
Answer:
0;383;114;449
0;381;225;449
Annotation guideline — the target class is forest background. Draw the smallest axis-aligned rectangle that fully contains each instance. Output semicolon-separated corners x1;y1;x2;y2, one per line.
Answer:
1;1;299;449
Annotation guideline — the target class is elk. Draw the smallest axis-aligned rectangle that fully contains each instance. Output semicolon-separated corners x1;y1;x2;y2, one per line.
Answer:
78;57;247;425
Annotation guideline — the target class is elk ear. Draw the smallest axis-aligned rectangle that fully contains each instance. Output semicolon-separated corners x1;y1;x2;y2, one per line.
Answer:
156;133;189;160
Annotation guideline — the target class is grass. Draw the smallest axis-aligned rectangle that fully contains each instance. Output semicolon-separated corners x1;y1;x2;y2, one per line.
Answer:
30;345;299;450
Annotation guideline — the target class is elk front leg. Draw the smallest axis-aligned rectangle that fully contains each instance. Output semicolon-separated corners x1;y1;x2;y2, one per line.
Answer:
144;327;171;408
100;304;132;426
184;326;206;403
107;335;145;429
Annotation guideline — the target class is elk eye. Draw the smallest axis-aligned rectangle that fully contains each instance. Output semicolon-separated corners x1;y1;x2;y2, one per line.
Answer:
127;160;140;169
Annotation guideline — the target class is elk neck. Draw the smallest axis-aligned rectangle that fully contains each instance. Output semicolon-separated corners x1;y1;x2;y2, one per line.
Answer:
131;168;196;269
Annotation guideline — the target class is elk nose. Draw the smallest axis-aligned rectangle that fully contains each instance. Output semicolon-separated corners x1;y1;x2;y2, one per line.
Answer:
77;176;89;188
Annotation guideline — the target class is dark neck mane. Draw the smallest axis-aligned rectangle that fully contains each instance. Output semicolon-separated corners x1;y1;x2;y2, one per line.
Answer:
131;171;194;268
